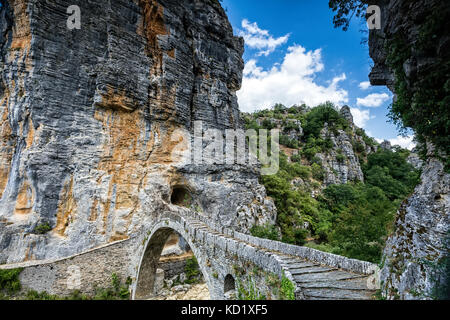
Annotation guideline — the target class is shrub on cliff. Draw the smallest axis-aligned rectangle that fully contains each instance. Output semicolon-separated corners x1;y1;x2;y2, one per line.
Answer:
303;102;348;139
0;268;23;296
250;224;281;241
184;257;201;284
363;149;420;200
33;222;52;235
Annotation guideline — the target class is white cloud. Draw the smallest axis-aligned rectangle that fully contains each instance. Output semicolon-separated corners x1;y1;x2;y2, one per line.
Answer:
350;108;373;128
389;135;416;150
356;93;390;108
359;81;371;90
374;136;416;150
237;45;349;112
239;19;290;56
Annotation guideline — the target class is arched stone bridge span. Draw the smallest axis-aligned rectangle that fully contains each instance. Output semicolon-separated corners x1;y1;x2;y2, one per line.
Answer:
1;210;379;300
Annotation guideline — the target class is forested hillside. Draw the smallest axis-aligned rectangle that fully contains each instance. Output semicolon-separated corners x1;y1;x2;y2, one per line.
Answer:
243;103;421;263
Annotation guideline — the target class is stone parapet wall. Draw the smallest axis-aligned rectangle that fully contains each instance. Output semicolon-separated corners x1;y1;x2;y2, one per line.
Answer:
1;210;378;300
185;209;377;275
0;239;133;296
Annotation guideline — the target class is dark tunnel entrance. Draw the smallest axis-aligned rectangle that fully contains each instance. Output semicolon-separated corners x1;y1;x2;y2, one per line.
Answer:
170;186;192;208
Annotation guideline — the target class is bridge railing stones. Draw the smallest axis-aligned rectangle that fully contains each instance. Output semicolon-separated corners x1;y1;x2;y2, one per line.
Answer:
0;208;377;299
0;238;132;296
180;209;378;276
158;211;377;299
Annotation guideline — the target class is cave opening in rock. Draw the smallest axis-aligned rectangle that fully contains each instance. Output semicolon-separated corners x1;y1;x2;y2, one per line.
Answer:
170;186;192;208
224;274;236;296
135;228;210;300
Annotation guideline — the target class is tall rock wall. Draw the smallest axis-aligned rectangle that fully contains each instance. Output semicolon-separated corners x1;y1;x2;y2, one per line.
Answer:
0;0;276;264
369;0;449;299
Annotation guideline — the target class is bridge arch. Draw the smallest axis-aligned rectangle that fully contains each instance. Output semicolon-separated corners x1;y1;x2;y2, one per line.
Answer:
132;218;212;300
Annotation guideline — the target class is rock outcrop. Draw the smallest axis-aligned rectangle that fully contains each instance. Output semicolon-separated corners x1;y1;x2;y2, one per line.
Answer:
380;149;449;299
339;105;353;124
316;106;377;186
246;105;377;187
369;0;449;299
0;0;276;264
318;121;365;186
406;150;424;170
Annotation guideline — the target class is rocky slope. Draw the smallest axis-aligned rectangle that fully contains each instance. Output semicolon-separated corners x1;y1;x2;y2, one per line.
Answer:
244;104;377;189
368;0;449;299
0;0;276;264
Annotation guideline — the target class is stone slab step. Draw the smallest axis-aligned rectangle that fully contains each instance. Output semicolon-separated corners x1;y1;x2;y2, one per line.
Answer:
284;261;318;269
298;278;371;290
293;270;366;283
289;266;337;275
303;288;375;300
281;257;308;263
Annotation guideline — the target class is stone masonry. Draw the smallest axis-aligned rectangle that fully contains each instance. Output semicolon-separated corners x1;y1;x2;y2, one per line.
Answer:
1;207;379;300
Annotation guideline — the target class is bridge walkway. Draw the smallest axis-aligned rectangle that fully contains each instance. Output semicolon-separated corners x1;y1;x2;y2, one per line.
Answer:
187;216;377;300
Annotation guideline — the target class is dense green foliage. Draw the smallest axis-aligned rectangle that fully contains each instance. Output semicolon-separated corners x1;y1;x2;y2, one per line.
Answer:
363;149;420;200
33;222;52;234
250;224;281;241
259;153;315;246
319;183;397;262
0;268;23;295
279;273;295;300
1;272;131;300
317;149;418;263
184;256;201;284
385;6;450;168
303;102;349;139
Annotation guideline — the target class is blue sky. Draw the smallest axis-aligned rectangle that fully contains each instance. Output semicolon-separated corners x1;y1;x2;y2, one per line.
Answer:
221;0;415;149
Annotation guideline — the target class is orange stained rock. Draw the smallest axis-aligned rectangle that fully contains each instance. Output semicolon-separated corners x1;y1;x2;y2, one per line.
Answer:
53;176;77;237
86;1;186;240
95;86;137;112
138;0;169;55
0;90;13;199
14;177;35;215
9;0;31;52
23;241;36;262
0;0;33;201
25;118;35;149
167;48;175;59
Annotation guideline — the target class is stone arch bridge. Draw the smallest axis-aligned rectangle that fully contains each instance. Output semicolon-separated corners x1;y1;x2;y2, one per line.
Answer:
0;209;379;300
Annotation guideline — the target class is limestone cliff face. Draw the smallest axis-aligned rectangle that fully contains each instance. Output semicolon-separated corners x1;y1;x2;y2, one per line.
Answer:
380;150;449;299
317;107;370;186
369;0;449;299
0;0;276;264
